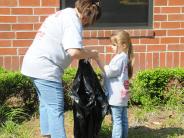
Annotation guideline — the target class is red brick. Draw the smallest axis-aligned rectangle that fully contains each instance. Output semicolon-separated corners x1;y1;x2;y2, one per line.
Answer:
0;0;17;6
104;30;112;37
145;53;153;69
161;22;180;28
155;0;167;6
34;8;55;15
106;46;112;53
168;14;184;21
106;54;113;64
161;7;181;13
0;48;17;55
160;52;166;67
0;24;11;31
153;53;159;68
140;38;159;44
140;53;145;70
154;15;167;21
40;16;47;22
13;40;32;47
133;53;140;71
0;40;11;47
98;30;105;37
167;44;184;51
154;22;160;29
16;32;36;39
134;45;146;52
42;0;60;6
83;31;91;37
167;30;184;36
99;53;105;63
4;56;11;70
34;23;42;30
0;16;16;23
0;32;15;39
12;24;33;30
166;52;173;67
18;48;28;55
19;56;24;67
168;0;184;5
154;7;161;13
91;31;98;37
147;45;166;52
173;52;179;67
83;39;99;46
0;8;10;14
11;56;20;70
180;52;184;67
131;39;139;44
17;16;39;23
19;0;40;6
11;8;33;15
180;37;184;43
161;38;179;44
154;30;166;36
0;57;3;66
181;22;184;28
99;39;111;45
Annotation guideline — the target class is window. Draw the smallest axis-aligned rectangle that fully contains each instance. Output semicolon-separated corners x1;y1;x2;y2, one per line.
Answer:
61;0;153;29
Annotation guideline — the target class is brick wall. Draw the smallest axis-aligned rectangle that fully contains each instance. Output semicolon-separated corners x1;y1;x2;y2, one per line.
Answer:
0;0;184;73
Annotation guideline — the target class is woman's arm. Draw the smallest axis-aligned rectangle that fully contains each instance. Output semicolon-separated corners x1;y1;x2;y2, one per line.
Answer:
67;48;98;60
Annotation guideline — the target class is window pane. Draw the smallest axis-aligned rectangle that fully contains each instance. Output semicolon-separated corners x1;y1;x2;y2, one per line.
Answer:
61;0;152;28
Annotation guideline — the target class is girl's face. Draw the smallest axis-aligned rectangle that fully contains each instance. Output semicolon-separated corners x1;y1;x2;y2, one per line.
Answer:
111;44;118;53
111;43;127;54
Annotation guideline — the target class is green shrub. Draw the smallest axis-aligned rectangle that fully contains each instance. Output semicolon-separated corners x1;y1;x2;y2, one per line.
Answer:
0;71;37;114
130;68;184;107
63;68;77;110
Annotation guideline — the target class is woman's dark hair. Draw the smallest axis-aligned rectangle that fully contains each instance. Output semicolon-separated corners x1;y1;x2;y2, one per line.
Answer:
75;0;102;25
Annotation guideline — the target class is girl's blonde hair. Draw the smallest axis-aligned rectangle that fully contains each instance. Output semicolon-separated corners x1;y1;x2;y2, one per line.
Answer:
75;0;101;25
111;30;134;79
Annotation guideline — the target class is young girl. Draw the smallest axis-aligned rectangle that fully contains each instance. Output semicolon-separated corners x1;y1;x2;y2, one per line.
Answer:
96;30;134;138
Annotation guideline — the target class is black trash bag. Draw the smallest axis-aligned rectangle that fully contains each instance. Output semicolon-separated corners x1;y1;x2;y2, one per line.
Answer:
71;59;109;138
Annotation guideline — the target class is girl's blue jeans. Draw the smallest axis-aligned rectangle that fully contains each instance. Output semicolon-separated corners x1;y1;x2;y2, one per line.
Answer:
32;78;66;138
111;106;128;138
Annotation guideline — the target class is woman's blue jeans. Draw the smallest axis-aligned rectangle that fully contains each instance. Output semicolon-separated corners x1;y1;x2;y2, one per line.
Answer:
111;106;128;138
32;78;66;138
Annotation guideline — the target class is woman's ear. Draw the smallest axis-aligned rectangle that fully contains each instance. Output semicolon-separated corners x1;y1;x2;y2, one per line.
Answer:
81;16;87;23
81;16;89;26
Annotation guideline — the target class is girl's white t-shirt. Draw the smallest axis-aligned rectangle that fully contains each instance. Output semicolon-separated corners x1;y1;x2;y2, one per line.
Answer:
21;8;83;82
104;52;129;107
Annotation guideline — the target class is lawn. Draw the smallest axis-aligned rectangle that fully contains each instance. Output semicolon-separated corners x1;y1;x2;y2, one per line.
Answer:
1;106;183;138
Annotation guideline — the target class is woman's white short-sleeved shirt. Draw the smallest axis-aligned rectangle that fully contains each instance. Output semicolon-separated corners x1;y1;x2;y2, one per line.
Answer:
21;8;83;82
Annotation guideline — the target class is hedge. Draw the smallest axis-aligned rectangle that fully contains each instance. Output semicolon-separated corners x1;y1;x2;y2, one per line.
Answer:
0;67;183;113
130;68;184;107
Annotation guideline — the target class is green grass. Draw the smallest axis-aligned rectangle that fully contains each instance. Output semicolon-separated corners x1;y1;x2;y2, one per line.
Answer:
0;106;183;138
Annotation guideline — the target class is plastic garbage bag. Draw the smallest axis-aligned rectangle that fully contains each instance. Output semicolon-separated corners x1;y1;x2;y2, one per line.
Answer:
71;59;109;138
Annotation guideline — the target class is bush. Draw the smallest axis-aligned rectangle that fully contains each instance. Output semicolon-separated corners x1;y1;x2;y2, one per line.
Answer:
130;68;184;107
0;71;37;114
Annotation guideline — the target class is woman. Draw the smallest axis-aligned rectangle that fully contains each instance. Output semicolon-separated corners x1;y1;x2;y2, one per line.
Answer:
21;0;101;138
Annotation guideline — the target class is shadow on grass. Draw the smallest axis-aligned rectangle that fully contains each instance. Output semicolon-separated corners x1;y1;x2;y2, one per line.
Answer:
98;126;184;138
129;126;184;138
